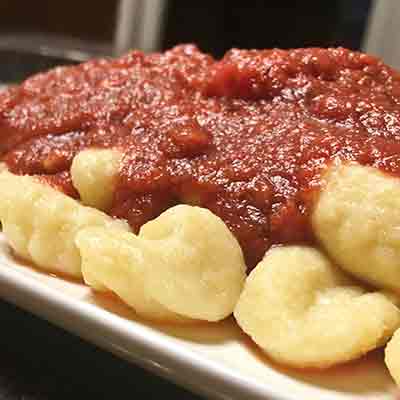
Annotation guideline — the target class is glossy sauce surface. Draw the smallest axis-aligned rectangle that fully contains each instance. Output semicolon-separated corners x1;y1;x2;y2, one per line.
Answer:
2;45;400;269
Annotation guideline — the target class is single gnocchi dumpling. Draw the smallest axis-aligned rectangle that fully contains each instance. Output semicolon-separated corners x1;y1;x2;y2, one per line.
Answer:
0;171;129;277
385;328;400;386
77;226;186;322
234;246;400;369
313;163;400;292
76;205;247;322
71;148;122;211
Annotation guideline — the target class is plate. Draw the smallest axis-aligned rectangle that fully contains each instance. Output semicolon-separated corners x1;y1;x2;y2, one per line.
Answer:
0;233;395;400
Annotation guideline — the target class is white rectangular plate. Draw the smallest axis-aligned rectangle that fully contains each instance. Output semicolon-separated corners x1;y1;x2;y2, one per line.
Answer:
0;234;394;400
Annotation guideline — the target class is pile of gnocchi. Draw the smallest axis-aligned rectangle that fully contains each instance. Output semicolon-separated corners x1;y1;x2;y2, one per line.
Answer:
1;149;400;386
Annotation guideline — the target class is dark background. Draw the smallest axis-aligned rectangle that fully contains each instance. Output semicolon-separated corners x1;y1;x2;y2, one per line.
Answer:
0;1;373;399
0;1;371;56
163;0;371;56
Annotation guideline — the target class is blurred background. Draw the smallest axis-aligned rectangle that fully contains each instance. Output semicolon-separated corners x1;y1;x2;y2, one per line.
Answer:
1;0;394;82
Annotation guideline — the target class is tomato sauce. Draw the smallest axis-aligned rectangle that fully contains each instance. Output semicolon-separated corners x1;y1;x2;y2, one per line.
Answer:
1;45;400;269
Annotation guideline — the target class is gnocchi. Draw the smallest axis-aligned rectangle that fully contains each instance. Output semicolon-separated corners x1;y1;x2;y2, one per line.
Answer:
71;148;122;211
385;328;400;386
76;205;247;322
0;171;129;277
313;163;400;292
234;246;400;368
77;226;187;322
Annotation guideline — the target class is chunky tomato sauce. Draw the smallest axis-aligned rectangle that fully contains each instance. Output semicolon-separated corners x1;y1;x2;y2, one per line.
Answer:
1;45;400;269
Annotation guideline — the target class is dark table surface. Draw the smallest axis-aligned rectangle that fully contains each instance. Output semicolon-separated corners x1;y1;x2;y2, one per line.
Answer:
0;299;203;400
0;50;204;400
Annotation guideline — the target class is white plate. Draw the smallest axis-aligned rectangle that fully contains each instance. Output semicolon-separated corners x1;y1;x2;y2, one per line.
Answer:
0;233;395;400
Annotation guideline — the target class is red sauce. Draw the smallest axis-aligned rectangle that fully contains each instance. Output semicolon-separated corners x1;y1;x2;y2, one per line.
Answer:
2;45;400;269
